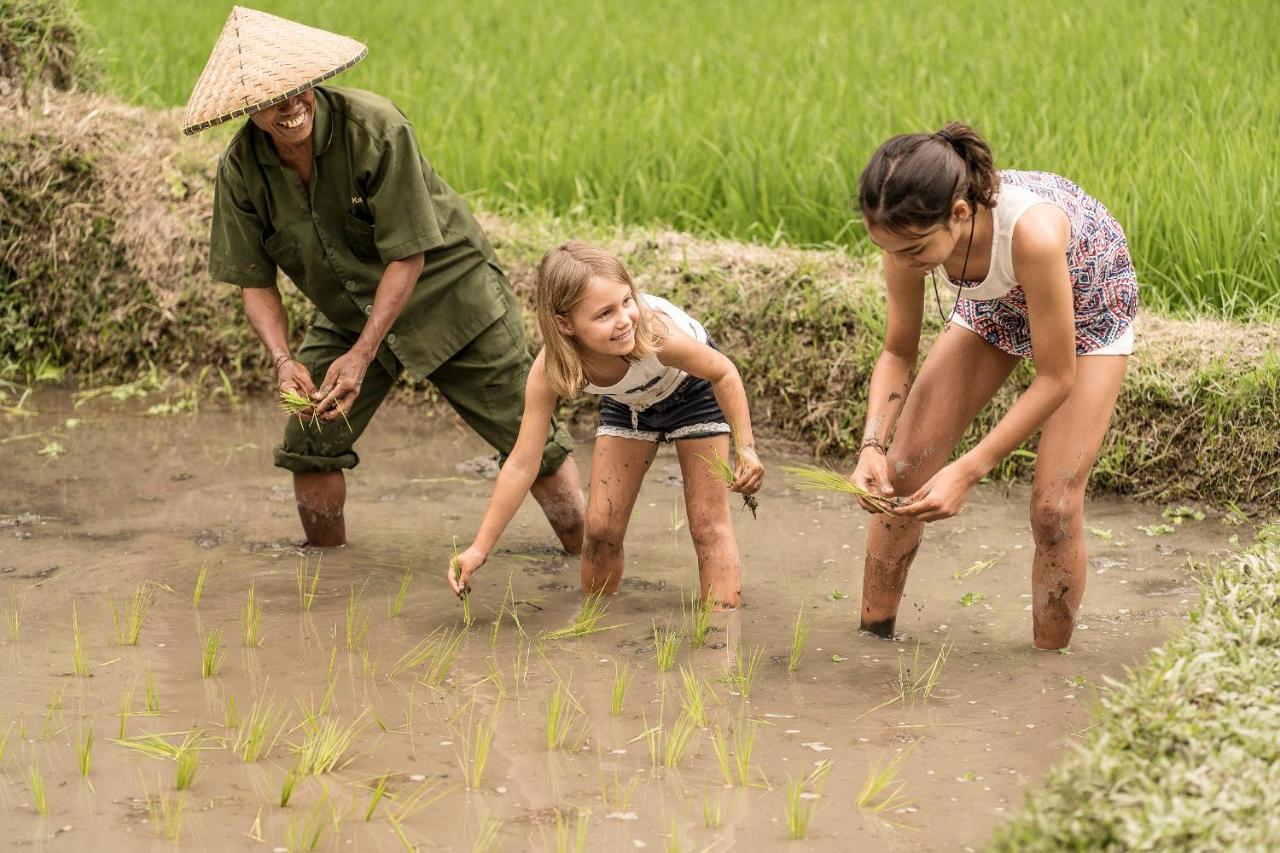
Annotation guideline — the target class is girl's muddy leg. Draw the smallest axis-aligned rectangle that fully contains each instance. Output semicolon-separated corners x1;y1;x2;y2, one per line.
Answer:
581;436;656;595
675;434;741;608
1029;354;1128;650
530;455;586;555
1029;487;1087;649
856;324;1018;638
860;513;926;637
293;471;346;546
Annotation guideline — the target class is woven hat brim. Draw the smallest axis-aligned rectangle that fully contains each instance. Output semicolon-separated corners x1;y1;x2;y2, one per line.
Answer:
182;46;366;136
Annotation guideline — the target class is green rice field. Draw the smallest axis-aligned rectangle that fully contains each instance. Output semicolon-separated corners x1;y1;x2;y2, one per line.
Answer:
76;0;1279;316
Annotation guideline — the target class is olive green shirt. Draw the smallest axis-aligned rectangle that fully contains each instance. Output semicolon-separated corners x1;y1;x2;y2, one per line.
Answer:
209;86;509;379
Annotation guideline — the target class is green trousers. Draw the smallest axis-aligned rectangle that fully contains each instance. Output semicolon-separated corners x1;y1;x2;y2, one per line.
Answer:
274;307;572;477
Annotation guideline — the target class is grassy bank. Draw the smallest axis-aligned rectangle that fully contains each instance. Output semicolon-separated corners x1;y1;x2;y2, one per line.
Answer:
3;82;1277;506
74;0;1280;318
991;534;1280;849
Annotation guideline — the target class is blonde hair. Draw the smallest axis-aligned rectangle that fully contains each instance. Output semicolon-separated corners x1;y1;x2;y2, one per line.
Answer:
535;241;659;400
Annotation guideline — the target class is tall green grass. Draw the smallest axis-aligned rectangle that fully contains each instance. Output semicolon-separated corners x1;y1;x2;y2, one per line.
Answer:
76;0;1280;316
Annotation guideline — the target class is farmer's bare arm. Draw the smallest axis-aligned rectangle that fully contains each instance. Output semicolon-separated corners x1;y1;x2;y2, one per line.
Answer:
947;208;1075;480
654;322;764;494
315;252;425;420
469;354;557;557
864;253;926;447
241;286;316;399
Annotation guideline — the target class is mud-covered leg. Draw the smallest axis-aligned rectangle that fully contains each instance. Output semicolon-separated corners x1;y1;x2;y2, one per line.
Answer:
294;471;347;546
581;436;657;595
1030;354;1128;650
859;325;1017;637
530;456;586;555
675;433;741;608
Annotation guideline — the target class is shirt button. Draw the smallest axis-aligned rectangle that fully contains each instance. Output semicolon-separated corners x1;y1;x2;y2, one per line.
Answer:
344;280;356;292
363;304;373;315
386;333;396;344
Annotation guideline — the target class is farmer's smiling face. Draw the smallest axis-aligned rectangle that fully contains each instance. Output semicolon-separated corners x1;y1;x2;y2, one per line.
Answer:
557;276;641;357
250;90;316;149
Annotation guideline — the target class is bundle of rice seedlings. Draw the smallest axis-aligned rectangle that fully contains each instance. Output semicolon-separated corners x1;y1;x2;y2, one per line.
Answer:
279;389;352;433
451;537;472;626
700;446;760;518
782;464;900;515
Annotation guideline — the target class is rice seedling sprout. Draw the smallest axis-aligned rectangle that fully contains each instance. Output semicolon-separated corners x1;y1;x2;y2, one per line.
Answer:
192;561;208;607
296;555;321;611
725;644;765;698
451;536;472;626
389;563;413;617
364;773;389;821
783;776;817;840
663;712;700;768
678;664;711;727
71;603;89;676
279;764;300;807
175;744;199;790
541;590;621;641
652;621;681;673
235;695;286;762
293;709;367;776
783;463;899;514
4;591;20;641
201;628;224;678
788;603;810;673
455;701;499;789
77;723;94;778
26;762;48;815
145;667;160;713
856;749;916;822
610;659;633;715
684;588;717;649
110;581;154;645
240;581;263;646
545;680;583;751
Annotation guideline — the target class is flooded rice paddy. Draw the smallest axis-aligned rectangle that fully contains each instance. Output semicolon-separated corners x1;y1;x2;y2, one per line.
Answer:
1;392;1235;851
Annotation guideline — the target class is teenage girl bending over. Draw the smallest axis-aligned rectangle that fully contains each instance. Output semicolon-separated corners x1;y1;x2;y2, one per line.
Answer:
447;241;764;608
852;122;1137;650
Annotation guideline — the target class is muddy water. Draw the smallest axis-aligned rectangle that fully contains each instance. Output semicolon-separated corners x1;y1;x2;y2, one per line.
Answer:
1;391;1236;851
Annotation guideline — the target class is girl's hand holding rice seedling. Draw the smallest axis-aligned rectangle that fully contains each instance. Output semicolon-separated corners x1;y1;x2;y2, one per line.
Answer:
851;440;898;515
447;545;484;597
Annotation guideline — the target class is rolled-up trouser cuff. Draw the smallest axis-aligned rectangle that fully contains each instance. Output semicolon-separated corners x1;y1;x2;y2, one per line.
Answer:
534;424;575;477
273;445;361;474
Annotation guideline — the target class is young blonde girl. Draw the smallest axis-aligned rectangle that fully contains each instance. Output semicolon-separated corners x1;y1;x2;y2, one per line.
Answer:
446;241;763;607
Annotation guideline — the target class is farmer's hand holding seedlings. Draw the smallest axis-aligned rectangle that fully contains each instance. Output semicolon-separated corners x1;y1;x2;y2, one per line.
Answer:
313;348;370;422
276;355;319;420
448;545;484;596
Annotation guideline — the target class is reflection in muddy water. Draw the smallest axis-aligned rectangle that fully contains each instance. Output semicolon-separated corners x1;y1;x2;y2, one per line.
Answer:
1;392;1235;850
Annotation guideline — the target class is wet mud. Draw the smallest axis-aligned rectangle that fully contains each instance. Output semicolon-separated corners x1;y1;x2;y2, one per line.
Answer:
0;392;1237;850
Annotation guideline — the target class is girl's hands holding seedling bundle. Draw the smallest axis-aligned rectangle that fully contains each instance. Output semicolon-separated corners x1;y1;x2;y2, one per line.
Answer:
315;349;370;422
731;446;764;495
894;461;979;522
851;445;895;514
447;545;486;596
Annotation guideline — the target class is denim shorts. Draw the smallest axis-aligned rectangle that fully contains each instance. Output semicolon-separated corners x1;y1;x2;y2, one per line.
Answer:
598;373;731;443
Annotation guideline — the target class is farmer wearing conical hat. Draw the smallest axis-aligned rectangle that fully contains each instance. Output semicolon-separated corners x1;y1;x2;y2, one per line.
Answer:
185;7;584;550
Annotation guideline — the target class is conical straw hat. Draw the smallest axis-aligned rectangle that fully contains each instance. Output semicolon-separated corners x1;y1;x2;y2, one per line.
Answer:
183;6;366;135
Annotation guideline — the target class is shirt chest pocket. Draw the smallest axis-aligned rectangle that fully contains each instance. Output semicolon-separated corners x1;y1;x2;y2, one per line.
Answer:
343;214;380;263
262;229;304;282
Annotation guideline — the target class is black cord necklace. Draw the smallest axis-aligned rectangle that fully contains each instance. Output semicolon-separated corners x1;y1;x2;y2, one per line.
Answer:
930;207;978;326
